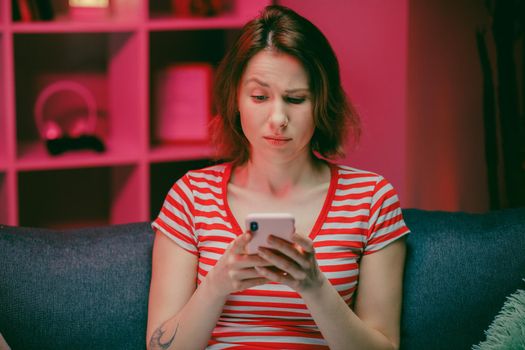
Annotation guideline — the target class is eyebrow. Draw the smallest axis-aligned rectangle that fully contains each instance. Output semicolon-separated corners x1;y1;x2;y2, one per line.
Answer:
244;77;269;87
244;77;309;93
285;88;310;93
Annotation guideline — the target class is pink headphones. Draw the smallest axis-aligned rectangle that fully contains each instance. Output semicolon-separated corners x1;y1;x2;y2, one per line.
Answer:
34;80;98;140
34;80;105;155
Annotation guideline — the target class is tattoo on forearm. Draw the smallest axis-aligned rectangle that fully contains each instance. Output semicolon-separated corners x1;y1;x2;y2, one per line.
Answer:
149;322;179;350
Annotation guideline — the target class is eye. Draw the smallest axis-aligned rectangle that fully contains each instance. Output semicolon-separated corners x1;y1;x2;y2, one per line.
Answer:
251;95;268;102
285;96;306;104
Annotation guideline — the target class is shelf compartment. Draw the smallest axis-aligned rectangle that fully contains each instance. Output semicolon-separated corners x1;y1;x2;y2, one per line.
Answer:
11;0;142;26
148;0;270;25
18;164;142;229
149;29;238;70
149;29;238;149
18;167;109;229
14;31;144;165
149;158;214;221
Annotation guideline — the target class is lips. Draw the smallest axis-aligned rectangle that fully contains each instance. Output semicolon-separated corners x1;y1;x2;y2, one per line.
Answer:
263;136;292;145
264;136;291;141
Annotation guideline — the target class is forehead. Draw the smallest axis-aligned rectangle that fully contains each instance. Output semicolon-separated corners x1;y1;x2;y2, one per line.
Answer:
241;50;309;88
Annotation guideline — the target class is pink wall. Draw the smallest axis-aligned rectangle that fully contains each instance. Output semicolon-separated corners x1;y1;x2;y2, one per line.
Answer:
280;0;489;212
406;0;489;212
280;0;409;204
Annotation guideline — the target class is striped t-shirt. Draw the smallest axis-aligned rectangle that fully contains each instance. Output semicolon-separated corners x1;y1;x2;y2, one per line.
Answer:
152;162;410;349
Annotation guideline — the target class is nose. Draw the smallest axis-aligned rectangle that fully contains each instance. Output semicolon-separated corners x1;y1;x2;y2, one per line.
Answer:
268;100;288;129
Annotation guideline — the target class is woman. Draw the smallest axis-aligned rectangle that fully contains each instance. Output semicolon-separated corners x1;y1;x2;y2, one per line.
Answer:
147;5;409;350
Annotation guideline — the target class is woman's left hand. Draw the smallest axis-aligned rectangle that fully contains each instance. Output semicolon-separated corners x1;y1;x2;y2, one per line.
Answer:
255;233;326;294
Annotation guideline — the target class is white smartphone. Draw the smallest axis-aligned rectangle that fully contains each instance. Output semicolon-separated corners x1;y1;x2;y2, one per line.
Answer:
244;213;295;254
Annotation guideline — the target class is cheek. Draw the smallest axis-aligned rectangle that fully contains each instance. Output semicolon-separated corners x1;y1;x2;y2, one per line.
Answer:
238;100;266;129
237;99;251;132
239;110;258;143
239;114;250;134
302;124;316;145
298;110;316;140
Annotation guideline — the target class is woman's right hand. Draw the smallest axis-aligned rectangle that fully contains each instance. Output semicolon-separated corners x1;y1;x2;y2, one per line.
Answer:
205;232;271;298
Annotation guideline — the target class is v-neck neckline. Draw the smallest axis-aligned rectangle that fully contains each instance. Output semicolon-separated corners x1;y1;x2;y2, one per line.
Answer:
221;162;339;241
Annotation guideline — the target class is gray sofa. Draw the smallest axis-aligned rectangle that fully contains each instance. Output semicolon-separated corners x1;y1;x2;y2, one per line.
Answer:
1;208;524;350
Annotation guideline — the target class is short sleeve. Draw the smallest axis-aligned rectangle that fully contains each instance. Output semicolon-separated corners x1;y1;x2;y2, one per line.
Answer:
151;174;199;256
364;176;410;254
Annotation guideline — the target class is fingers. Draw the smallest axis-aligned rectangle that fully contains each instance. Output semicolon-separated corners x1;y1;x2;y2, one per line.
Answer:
255;266;292;283
234;277;270;291
228;237;272;291
228;268;269;293
291;233;315;254
225;233;272;275
232;254;274;270
257;247;307;279
219;233;320;293
230;267;267;280
255;233;317;284
227;233;274;268
209;233;276;295
263;234;313;269
230;232;252;254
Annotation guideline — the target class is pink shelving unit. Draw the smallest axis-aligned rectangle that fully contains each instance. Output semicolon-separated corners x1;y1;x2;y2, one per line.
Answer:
0;0;271;228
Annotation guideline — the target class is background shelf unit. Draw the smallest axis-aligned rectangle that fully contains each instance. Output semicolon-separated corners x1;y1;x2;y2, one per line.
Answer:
1;0;271;228
149;158;214;223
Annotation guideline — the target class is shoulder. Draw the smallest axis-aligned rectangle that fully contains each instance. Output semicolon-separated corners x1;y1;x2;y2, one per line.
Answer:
180;163;230;187
185;162;230;178
165;163;230;204
331;164;400;203
332;164;385;186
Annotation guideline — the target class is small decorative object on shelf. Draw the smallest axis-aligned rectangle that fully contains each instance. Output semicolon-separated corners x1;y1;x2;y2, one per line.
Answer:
154;63;213;144
34;79;106;155
68;0;110;21
172;0;227;18
12;0;55;22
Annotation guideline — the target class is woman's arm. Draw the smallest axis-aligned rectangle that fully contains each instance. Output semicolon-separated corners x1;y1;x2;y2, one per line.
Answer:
147;230;270;350
256;235;406;350
147;230;218;350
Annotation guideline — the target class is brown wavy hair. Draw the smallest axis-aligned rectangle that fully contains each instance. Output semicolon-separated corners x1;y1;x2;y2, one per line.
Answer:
211;5;360;164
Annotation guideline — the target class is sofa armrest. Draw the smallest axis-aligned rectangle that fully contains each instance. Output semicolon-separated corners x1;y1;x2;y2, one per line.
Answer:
0;223;154;350
401;208;525;350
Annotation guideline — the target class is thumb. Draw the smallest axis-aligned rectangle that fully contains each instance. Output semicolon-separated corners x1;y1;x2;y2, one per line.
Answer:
231;232;252;254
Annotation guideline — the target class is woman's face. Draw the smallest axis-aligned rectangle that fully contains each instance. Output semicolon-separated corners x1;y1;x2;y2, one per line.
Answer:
237;50;314;163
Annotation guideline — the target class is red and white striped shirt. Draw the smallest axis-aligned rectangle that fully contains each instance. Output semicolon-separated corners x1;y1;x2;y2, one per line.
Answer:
152;162;410;349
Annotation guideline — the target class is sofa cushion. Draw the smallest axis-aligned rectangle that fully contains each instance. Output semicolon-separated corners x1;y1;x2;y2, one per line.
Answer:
401;208;525;350
0;223;154;350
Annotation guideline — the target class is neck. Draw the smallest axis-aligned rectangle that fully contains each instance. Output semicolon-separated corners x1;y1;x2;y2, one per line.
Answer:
233;152;328;197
